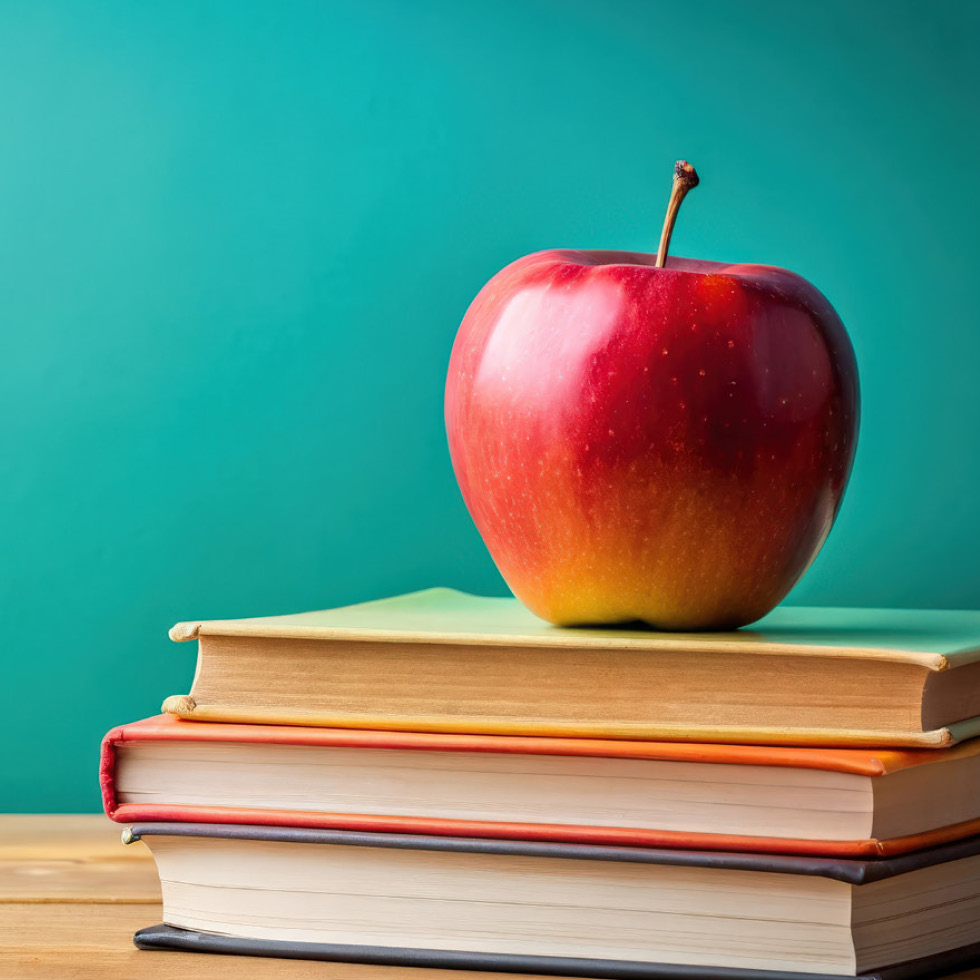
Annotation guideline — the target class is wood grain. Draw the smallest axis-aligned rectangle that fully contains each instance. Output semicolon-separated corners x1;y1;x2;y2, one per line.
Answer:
1;903;561;980
0;814;143;861
0;816;570;979
0;901;569;980
2;815;980;980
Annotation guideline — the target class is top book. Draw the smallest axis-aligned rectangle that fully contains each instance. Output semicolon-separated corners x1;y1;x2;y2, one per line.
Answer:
163;588;980;748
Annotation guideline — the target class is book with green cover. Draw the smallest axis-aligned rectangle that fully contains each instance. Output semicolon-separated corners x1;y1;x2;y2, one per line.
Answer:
163;588;980;747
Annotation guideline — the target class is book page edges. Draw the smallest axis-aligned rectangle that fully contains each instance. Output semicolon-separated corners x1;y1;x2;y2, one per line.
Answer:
157;700;970;747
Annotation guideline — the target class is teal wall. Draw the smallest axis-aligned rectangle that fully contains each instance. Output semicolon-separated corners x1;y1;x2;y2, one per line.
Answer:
2;1;978;812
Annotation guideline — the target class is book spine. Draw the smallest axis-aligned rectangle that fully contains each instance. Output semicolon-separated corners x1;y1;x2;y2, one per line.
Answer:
98;725;125;818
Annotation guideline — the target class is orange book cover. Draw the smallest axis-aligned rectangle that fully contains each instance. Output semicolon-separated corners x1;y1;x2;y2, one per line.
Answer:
100;714;980;857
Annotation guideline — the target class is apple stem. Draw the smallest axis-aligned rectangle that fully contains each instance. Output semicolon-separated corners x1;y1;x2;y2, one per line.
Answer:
655;161;700;269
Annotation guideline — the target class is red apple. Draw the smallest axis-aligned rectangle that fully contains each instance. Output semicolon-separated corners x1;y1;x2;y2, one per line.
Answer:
445;162;859;630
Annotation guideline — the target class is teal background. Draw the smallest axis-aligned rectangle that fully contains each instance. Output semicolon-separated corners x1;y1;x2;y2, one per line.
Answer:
1;0;978;812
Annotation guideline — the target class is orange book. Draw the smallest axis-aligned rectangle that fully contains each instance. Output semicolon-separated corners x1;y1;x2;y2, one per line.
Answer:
102;714;980;857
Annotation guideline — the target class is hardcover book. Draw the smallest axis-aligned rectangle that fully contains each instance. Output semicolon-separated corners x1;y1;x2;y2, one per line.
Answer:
162;588;980;747
128;823;980;978
102;714;980;857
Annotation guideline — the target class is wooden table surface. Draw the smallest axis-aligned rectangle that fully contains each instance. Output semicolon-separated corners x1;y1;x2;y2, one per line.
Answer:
0;815;569;980
3;815;980;980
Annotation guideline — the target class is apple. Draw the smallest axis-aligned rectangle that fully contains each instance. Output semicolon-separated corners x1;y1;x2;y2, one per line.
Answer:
445;162;859;630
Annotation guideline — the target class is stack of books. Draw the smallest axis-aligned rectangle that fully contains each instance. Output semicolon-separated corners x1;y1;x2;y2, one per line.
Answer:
101;588;980;978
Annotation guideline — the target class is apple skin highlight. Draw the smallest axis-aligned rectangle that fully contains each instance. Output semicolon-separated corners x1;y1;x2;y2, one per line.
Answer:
445;250;859;630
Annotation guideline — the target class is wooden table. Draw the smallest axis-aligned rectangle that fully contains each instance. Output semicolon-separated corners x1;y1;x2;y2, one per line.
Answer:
0;815;563;980
3;815;979;980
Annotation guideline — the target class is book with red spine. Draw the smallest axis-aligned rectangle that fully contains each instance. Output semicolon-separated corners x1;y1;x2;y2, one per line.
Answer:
102;714;980;857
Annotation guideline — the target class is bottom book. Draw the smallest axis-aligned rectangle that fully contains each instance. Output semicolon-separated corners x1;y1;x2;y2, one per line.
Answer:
126;823;980;979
